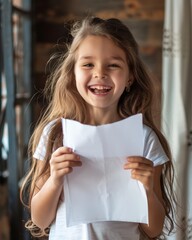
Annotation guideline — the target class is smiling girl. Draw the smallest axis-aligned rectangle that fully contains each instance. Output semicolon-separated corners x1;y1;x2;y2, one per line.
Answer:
20;17;176;240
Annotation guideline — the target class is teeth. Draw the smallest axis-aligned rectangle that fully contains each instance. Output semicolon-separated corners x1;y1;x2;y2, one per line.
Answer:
89;86;111;90
89;85;112;94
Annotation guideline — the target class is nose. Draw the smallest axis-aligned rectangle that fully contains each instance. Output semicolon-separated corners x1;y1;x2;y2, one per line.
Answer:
94;66;107;79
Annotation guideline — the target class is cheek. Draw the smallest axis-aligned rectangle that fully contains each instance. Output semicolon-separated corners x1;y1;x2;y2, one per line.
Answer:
74;66;85;94
115;73;128;88
74;69;82;88
75;67;85;81
75;79;82;93
75;69;90;88
75;74;87;95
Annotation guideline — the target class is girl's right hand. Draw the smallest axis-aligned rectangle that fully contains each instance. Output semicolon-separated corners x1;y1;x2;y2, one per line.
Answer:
49;147;82;187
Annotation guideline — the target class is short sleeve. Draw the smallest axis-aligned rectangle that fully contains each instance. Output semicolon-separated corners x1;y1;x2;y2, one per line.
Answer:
33;120;57;160
143;125;169;167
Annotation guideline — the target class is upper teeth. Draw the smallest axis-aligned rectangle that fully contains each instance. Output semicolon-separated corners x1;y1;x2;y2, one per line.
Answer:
89;86;111;90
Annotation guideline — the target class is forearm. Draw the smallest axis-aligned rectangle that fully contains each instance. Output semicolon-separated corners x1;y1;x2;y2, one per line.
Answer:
31;177;63;230
140;191;165;238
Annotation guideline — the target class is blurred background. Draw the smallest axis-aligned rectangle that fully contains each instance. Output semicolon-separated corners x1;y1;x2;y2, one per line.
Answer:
0;0;191;239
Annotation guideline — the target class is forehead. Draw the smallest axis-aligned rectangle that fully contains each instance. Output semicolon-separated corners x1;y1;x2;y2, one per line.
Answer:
75;35;127;60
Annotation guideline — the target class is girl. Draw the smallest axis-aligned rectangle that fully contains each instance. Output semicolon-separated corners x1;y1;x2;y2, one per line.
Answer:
21;17;176;239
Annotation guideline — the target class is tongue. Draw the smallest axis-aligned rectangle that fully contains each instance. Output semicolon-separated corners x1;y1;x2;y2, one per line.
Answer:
93;89;108;94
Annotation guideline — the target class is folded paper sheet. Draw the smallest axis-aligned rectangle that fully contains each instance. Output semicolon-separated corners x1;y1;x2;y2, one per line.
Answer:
61;114;148;227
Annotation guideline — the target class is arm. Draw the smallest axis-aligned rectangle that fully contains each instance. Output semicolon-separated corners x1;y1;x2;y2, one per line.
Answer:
31;147;82;230
124;158;165;238
139;165;165;237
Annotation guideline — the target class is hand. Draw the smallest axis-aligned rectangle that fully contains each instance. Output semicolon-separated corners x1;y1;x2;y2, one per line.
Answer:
124;157;154;194
49;147;82;187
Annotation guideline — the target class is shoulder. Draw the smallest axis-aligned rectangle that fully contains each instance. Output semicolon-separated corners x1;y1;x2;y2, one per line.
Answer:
143;124;161;145
33;119;59;160
143;125;169;166
143;124;152;137
42;119;59;135
39;118;61;147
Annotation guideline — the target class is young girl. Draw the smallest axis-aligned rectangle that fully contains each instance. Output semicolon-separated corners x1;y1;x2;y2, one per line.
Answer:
21;16;176;240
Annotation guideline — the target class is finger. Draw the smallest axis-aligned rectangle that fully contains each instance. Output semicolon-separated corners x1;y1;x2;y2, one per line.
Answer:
124;162;153;171
53;160;82;170
131;171;154;190
52;166;73;177
52;147;73;157
127;156;153;166
131;173;151;187
51;153;80;163
131;168;154;177
50;160;82;180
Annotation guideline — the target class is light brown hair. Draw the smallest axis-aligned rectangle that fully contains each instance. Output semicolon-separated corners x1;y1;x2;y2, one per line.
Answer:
20;16;176;239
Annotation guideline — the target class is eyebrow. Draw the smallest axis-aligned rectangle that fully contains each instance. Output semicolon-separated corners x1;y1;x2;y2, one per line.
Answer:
78;56;126;63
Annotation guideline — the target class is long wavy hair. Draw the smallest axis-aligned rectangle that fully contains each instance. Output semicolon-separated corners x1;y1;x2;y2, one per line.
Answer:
20;16;176;239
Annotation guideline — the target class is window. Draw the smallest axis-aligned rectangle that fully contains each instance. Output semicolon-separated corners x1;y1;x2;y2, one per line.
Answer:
0;0;32;239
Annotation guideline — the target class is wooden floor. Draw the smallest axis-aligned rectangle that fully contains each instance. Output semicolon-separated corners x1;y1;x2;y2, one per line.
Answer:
0;184;10;240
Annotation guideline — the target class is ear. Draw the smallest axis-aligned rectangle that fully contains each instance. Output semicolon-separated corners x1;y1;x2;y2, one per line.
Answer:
127;76;134;88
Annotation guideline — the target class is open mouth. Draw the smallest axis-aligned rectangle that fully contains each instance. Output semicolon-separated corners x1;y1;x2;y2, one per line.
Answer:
88;85;112;94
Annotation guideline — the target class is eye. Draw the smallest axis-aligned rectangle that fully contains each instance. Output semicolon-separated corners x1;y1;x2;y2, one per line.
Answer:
108;63;120;68
82;63;94;68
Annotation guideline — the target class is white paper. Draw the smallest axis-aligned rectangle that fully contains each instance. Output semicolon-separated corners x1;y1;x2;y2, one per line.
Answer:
61;114;148;227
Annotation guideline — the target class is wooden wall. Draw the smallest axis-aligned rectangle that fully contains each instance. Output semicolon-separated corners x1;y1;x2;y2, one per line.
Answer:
0;2;164;240
33;0;164;123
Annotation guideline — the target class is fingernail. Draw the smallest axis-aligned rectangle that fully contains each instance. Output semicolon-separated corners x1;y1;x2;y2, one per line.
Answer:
68;147;72;152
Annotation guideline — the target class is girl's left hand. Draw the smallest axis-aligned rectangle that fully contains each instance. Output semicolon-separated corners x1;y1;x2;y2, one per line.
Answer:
124;157;154;194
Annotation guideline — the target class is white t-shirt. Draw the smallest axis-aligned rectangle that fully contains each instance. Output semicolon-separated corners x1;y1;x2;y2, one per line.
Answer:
34;120;169;240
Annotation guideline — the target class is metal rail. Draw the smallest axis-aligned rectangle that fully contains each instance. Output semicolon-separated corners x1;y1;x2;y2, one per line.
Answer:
1;0;32;239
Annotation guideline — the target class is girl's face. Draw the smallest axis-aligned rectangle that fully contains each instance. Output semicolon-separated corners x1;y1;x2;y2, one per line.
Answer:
74;35;129;118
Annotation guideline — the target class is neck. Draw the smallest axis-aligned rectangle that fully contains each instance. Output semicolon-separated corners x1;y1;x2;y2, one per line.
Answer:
87;108;122;126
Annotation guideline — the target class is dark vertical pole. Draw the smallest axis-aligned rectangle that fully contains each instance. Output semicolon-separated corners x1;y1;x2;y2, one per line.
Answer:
21;2;32;239
1;0;21;239
0;0;2;133
0;0;2;115
0;0;3;169
22;0;32;170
